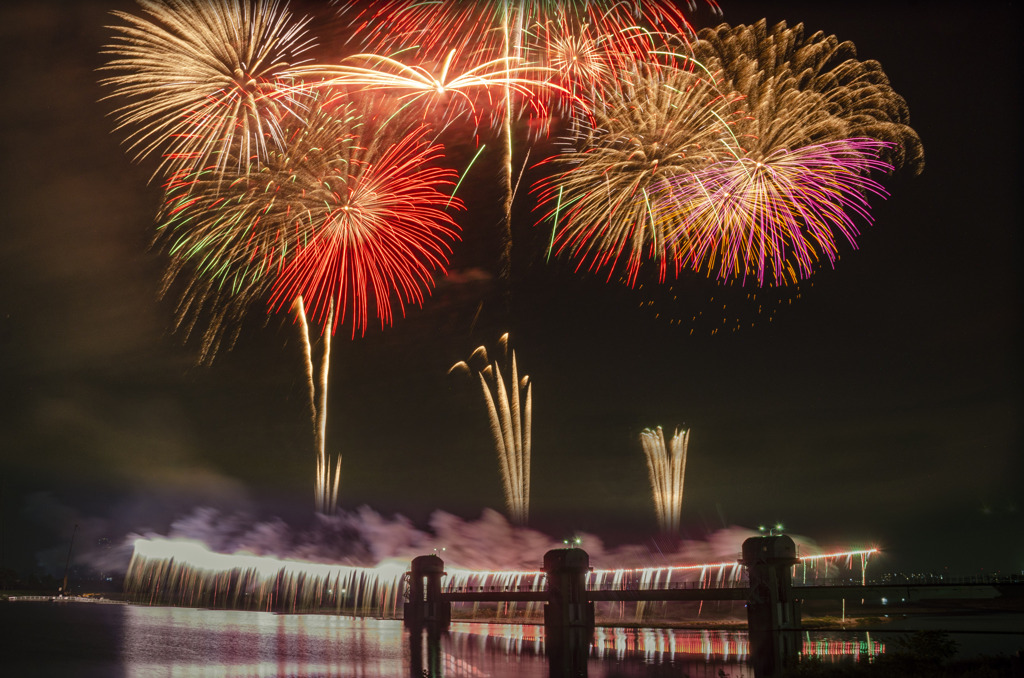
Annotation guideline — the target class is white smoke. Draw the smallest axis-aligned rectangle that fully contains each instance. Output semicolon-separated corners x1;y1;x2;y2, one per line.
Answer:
115;505;820;573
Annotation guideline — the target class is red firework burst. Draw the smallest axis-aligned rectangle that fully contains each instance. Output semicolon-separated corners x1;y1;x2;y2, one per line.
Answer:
269;127;463;336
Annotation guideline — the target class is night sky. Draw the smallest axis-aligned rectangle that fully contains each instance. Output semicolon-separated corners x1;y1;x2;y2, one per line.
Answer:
0;1;1020;579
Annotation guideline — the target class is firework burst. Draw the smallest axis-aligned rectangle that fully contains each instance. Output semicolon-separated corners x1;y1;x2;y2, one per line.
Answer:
661;138;895;285
534;65;745;284
450;334;532;526
156;102;359;353
101;0;316;180
692;19;924;173
158;97;462;513
287;48;558;133
267;123;464;337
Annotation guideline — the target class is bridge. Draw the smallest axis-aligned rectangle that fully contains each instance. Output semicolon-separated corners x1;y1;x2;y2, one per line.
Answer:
404;536;1023;678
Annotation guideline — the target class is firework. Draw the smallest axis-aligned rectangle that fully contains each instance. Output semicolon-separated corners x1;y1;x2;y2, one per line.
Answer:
661;138;895;285
267;124;463;336
640;427;689;535
156;101;357;350
344;1;700;67
335;1;705;283
450;334;532;525
101;0;317;180
158;97;462;512
692;19;924;174
534;65;745;284
287;47;557;133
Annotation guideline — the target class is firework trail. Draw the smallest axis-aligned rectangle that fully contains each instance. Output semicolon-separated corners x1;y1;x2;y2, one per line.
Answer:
640;427;689;535
661;139;895;285
450;334;532;526
534;65;745;284
101;0;317;180
262;114;462;510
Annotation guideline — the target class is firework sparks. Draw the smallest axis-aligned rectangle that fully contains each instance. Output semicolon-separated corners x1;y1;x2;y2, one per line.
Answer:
450;334;532;526
661;138;895;285
640;427;689;535
157;96;462;512
344;1;700;69
101;0;317;180
692;19;924;174
534;65;744;284
336;1;703;283
266;124;463;336
288;48;558;133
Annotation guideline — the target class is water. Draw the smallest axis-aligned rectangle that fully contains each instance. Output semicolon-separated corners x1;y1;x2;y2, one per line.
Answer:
4;600;981;678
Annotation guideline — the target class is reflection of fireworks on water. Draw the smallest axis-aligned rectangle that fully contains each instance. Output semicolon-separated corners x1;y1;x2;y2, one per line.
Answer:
640;427;689;535
450;334;532;526
101;0;316;180
449;622;882;661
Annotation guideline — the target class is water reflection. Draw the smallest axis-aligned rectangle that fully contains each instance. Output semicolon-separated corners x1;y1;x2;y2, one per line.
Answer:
122;606;407;677
2;602;883;678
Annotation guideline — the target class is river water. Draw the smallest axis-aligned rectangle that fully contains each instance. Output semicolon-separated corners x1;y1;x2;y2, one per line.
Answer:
3;600;1014;677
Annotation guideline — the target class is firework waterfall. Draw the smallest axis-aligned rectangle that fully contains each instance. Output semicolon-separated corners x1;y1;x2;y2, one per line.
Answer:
641;427;689;534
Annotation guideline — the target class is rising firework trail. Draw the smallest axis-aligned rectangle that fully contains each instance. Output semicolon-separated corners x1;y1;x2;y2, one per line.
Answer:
640;426;689;535
450;334;532;525
101;0;317;181
295;297;340;515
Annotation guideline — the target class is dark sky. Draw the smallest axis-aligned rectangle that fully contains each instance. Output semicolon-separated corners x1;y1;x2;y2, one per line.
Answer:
0;1;1020;578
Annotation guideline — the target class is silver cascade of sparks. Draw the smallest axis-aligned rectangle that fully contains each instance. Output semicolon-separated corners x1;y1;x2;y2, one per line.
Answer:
641;426;689;534
451;333;532;525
